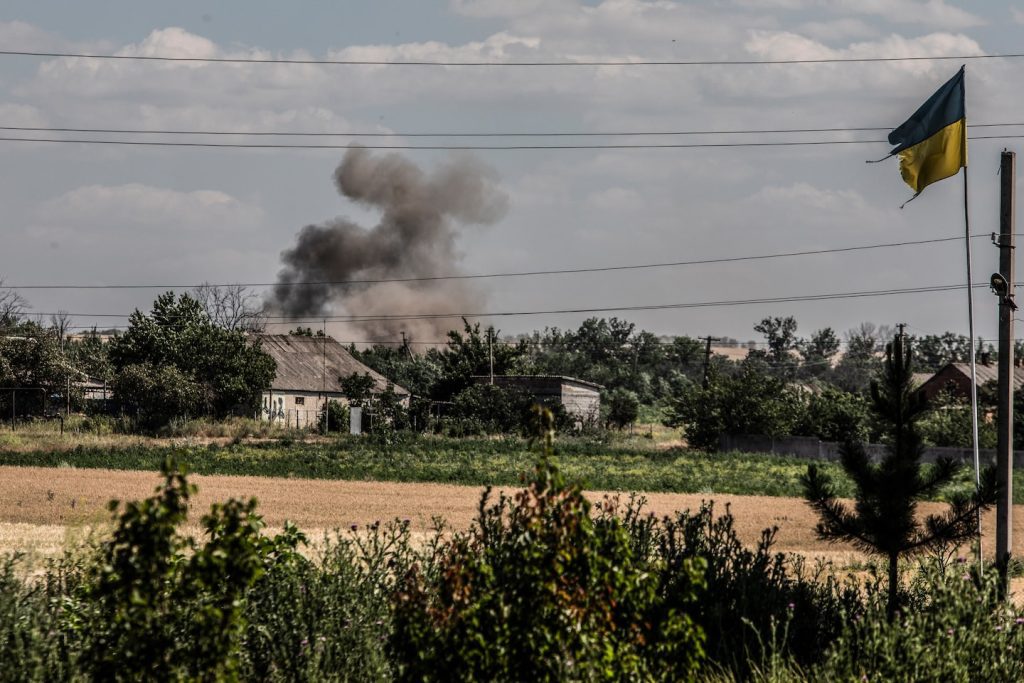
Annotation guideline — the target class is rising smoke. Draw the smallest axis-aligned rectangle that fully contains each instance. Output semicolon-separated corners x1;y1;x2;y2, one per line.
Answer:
272;147;508;339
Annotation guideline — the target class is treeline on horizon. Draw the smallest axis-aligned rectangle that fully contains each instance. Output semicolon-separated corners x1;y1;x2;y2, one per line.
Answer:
1;284;1019;444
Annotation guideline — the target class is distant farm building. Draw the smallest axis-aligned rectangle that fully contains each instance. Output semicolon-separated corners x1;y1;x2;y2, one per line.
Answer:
258;334;408;428
916;361;1024;403
472;375;602;426
79;376;111;404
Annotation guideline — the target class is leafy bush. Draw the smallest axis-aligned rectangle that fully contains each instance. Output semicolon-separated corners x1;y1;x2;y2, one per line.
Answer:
920;389;997;449
109;292;276;427
667;359;804;451
792;385;870;443
319;399;350;433
818;563;1024;681
447;383;532;435
390;412;707;681
73;458;299;680
0;553;78;681
243;526;407;681
111;363;212;429
650;502;859;676
606;387;640;429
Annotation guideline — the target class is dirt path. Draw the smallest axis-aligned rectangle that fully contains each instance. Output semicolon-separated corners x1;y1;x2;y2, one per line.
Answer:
2;465;1022;570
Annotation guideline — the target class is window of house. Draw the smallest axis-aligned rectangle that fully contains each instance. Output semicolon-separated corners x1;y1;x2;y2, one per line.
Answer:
294;396;305;405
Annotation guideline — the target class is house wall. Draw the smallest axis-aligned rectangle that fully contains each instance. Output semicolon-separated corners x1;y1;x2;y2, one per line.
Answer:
260;390;348;429
560;383;601;425
917;365;972;403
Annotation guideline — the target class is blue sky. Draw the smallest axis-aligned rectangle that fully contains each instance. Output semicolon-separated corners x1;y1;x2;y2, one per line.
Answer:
1;1;1022;345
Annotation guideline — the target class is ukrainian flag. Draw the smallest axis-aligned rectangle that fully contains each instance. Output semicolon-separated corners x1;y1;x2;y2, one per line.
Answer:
885;66;966;196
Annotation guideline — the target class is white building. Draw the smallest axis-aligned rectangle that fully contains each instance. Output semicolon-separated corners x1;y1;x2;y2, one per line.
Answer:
258;334;408;428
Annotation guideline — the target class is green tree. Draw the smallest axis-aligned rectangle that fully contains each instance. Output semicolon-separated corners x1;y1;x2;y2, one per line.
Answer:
434;319;527;400
919;388;997;449
802;336;997;617
449;383;533;435
0;320;76;416
799;327;840;379
109;292;276;426
66;329;112;382
832;322;885;392
339;372;376;407
352;343;441;398
111;363;210;424
913;332;971;372
666;358;803;451
792;385;870;443
606;387;640;429
751;316;799;376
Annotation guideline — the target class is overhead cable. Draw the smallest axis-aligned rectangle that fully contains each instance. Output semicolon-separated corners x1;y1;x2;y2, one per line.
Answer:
3;235;974;290
25;282;985;323
0;49;1019;67
3;133;1024;151
3;122;1021;138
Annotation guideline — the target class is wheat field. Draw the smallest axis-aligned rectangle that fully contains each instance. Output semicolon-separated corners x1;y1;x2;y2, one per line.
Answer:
2;464;1023;574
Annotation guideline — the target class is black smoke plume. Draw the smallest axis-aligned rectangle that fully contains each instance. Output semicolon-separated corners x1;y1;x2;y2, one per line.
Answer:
272;147;507;339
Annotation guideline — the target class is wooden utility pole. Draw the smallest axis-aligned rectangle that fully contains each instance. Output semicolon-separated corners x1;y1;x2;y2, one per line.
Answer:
700;336;721;390
996;149;1016;590
322;319;328;434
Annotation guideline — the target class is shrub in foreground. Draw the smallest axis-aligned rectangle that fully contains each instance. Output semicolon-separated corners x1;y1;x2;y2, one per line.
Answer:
817;563;1024;681
391;466;706;680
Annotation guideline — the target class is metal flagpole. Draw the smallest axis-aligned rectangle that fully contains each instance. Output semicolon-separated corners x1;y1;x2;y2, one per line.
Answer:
964;163;984;570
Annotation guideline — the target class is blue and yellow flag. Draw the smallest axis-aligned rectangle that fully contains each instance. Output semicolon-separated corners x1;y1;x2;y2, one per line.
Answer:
885;66;966;196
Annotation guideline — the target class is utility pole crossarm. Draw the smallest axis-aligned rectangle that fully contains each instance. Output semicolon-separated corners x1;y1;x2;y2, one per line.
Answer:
700;336;721;390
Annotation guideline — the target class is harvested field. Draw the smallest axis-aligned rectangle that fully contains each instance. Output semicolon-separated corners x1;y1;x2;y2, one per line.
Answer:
3;464;1024;573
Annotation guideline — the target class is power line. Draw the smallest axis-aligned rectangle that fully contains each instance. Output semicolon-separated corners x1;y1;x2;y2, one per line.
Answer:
25;281;986;323
0;135;887;150
4;133;1024;151
0;48;1020;67
3;122;1021;138
3;234;976;290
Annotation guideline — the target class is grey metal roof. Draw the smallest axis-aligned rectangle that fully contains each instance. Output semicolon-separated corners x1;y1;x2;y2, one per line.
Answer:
471;374;604;391
258;334;408;395
948;362;1024;389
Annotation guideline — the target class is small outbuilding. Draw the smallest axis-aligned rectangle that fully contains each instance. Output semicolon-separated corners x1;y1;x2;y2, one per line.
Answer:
472;375;602;426
258;334;408;428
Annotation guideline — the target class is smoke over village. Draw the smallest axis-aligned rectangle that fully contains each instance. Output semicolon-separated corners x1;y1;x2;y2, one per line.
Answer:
271;147;508;340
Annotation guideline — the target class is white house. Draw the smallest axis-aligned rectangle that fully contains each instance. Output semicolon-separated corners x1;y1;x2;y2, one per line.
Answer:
258;334;409;428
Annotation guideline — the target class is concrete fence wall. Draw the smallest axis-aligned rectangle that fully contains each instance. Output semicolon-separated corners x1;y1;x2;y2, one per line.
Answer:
718;433;1024;469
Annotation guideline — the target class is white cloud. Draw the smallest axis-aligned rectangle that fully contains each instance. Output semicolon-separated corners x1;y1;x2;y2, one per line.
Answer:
1013;7;1024;24
795;18;879;42
831;0;984;29
732;0;983;30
